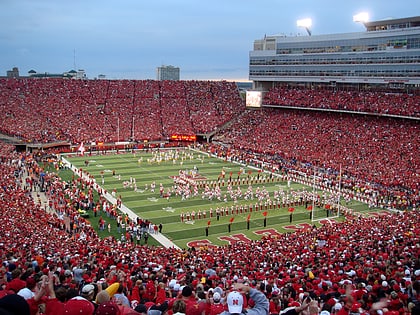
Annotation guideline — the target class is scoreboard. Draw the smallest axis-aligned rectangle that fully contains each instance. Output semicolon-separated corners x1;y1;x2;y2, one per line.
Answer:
246;91;262;108
170;134;196;142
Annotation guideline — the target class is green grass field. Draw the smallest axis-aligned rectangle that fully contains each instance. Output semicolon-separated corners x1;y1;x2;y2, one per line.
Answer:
64;148;382;249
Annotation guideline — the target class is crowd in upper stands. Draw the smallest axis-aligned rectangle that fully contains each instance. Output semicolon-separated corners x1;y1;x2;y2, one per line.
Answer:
0;78;244;143
263;86;420;118
3;79;419;147
0;143;419;315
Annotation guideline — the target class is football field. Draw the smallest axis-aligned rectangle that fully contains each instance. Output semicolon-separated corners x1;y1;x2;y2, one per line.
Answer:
65;147;381;248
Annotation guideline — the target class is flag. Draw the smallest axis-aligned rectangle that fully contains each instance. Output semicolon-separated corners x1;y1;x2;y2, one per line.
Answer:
229;217;234;223
262;211;268;217
247;214;251;221
77;142;85;156
288;207;295;213
306;205;313;211
207;220;211;226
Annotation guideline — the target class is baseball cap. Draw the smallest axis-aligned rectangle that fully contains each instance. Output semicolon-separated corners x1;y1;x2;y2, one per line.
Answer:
18;287;35;300
82;284;95;295
213;292;221;302
213;286;224;296
227;291;243;313
64;297;95;315
95;301;120;315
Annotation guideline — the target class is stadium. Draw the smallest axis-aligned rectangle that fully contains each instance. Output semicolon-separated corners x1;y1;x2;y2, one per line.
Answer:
0;14;419;315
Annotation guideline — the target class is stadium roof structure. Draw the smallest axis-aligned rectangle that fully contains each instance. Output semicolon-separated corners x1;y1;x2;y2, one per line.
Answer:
364;16;420;31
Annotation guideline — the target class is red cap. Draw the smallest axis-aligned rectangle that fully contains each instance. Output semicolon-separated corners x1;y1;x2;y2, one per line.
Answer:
63;297;95;315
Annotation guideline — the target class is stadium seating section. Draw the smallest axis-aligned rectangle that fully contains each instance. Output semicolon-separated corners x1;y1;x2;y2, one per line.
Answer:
0;78;244;143
263;86;420;117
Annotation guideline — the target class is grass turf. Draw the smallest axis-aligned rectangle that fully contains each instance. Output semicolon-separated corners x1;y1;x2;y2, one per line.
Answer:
63;148;382;249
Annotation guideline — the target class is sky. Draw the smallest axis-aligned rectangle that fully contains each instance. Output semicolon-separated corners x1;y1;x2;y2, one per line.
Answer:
1;0;418;81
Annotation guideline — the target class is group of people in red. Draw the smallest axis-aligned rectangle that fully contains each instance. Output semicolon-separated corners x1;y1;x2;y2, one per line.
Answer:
210;108;419;211
263;86;420;117
0;78;243;144
0;142;419;315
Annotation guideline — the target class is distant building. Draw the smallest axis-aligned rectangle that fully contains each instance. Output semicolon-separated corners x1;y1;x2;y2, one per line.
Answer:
26;69;87;79
156;65;180;81
6;67;19;78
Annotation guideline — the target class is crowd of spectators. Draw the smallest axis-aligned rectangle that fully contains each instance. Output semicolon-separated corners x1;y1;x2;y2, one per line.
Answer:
1;78;419;313
0;142;420;315
1;77;417;207
0;78;244;144
211;109;419;210
263;86;420;118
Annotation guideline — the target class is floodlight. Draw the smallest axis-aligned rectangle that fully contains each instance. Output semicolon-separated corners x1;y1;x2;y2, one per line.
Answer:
297;18;312;28
353;12;369;23
297;18;312;36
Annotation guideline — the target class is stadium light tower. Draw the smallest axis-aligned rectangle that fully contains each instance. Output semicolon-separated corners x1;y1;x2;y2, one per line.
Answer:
297;18;312;36
353;12;369;24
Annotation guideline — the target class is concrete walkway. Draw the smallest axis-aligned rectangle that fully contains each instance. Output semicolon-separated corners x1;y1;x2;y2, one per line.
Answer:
22;169;51;214
61;156;180;250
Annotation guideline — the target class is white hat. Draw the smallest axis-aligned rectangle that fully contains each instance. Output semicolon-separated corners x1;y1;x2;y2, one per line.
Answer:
214;287;224;296
333;303;343;311
213;292;221;302
82;284;95;295
227;291;243;313
17;288;35;300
